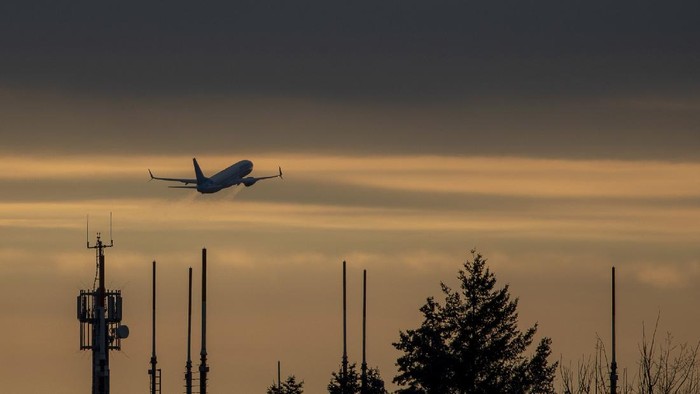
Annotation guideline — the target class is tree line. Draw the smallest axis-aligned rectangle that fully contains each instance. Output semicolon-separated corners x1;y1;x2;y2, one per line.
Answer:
267;251;699;393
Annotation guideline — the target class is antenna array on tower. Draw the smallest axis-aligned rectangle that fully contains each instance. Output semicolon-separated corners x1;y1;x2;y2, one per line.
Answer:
77;221;129;394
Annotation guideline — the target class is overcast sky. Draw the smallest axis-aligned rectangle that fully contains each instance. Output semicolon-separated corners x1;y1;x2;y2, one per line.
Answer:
1;2;700;393
2;1;700;158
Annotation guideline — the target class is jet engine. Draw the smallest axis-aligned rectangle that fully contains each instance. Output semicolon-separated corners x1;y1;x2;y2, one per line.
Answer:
242;178;258;187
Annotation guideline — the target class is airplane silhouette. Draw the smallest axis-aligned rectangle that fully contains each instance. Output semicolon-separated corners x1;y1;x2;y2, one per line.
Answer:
149;158;282;194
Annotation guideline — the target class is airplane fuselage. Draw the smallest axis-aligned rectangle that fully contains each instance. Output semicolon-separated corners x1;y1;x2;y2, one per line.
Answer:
197;160;254;193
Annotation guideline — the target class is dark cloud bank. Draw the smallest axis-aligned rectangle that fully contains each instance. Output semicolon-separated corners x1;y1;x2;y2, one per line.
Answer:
1;1;698;158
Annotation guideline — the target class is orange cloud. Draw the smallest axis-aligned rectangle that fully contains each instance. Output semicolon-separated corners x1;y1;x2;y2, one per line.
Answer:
3;153;700;199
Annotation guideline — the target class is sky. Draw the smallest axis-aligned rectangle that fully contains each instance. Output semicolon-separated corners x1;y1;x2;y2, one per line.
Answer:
1;1;699;393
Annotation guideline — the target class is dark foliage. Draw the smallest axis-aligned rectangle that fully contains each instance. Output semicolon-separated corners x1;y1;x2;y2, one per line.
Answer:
267;375;304;394
393;251;557;394
328;362;389;394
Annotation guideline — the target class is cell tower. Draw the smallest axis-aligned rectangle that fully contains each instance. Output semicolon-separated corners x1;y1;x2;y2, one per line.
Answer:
77;219;129;394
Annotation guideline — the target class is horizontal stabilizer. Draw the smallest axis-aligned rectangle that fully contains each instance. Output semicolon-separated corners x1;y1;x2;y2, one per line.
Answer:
168;186;198;189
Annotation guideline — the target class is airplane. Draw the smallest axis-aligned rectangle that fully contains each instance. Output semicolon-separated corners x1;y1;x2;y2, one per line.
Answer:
148;158;282;194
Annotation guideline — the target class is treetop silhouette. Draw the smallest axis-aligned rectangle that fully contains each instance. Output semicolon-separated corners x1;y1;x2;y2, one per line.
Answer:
393;250;557;393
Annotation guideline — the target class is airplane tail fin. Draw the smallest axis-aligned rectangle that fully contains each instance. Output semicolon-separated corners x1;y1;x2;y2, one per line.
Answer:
192;158;207;184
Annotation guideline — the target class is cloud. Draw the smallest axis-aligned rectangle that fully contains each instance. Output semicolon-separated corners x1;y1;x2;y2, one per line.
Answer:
3;89;700;160
5;153;700;199
636;264;689;289
2;154;700;247
1;1;698;102
317;156;700;199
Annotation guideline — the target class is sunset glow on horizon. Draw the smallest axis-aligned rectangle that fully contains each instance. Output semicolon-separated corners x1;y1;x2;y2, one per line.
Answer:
2;1;699;392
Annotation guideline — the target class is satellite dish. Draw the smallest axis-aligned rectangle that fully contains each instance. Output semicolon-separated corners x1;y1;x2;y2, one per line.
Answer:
116;325;130;339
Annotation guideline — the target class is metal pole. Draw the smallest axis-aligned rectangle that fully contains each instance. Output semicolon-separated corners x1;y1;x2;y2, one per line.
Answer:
342;261;348;394
278;361;281;393
185;267;193;394
610;266;618;394
199;248;209;394
92;237;110;394
149;260;158;394
361;269;367;394
83;229;117;394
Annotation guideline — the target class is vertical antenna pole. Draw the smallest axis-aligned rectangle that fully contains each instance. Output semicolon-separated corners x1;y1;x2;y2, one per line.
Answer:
96;237;105;394
152;260;156;359
93;235;110;394
199;248;209;394
185;267;193;394
361;269;367;394
278;361;281;393
342;260;348;394
99;239;105;301
610;266;618;394
149;260;158;394
109;212;113;246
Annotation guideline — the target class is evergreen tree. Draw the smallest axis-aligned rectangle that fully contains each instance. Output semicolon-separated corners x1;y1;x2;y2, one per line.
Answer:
266;375;304;394
364;367;389;394
328;362;388;394
393;251;557;394
328;363;361;394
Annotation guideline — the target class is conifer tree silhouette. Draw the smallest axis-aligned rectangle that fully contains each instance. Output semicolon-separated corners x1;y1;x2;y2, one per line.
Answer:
393;250;556;393
328;363;388;394
266;375;304;394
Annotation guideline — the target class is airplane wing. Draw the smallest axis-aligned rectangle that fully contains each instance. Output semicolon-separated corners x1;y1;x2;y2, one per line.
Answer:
168;186;198;189
148;169;198;185
254;166;284;181
239;166;283;187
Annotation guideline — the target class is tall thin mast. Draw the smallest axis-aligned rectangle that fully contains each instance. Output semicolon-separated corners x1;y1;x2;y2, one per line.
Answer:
610;266;618;394
149;260;158;394
342;260;348;394
185;267;193;394
278;361;281;393
361;269;367;394
199;248;209;394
